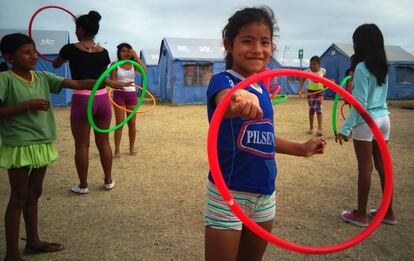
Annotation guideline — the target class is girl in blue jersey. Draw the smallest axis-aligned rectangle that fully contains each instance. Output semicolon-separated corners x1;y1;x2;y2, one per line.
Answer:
205;6;327;260
336;24;397;227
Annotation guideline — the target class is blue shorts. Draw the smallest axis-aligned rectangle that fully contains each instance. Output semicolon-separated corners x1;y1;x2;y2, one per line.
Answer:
205;181;276;231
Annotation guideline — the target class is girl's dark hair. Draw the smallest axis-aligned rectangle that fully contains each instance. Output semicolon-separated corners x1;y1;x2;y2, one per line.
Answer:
76;11;102;38
352;24;388;85
0;61;9;72
222;6;278;69
0;33;35;71
310;56;320;64
117;43;133;60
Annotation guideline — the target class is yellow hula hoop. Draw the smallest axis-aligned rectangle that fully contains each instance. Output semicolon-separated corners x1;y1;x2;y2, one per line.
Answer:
108;84;156;114
299;87;328;97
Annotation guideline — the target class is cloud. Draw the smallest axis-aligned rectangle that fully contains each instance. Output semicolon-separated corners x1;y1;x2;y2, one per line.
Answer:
1;0;413;61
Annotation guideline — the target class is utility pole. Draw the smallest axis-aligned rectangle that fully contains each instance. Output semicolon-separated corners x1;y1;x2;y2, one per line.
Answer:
282;45;289;67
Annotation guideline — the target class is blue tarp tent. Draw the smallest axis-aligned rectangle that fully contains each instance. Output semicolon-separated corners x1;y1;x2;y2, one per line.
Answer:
276;56;309;94
0;29;72;106
158;37;225;104
320;43;414;99
140;49;160;97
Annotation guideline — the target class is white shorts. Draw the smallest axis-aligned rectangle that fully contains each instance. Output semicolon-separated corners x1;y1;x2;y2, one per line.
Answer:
352;115;390;141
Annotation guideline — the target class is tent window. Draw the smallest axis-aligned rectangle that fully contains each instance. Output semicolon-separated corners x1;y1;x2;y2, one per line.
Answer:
396;66;414;85
183;63;213;86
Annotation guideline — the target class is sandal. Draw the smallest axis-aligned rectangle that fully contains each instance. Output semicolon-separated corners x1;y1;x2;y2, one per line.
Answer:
307;130;313;134
368;209;398;225
341;210;368;227
24;241;64;255
70;186;89;194
104;181;116;190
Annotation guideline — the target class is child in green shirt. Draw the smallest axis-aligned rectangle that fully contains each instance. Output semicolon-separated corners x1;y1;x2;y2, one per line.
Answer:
0;33;129;261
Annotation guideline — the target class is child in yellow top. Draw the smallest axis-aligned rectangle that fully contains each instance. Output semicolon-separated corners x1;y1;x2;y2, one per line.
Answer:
299;56;326;136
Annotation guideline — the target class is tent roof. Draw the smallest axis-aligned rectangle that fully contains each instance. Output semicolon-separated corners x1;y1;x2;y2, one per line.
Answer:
162;37;225;61
277;56;310;68
324;43;414;62
140;49;159;66
0;29;69;55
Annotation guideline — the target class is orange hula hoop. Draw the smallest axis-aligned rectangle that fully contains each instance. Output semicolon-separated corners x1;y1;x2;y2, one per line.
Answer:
108;84;156;114
299;87;328;97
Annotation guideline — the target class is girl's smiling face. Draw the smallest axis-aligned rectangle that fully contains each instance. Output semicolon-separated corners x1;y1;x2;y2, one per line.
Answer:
226;22;273;78
119;47;132;60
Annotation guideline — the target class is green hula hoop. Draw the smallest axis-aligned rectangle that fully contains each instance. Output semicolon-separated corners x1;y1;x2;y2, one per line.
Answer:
87;60;147;133
332;76;352;136
272;94;288;105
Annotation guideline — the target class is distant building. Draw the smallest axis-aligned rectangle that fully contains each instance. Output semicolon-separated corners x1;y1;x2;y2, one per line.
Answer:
140;49;160;97
157;37;226;104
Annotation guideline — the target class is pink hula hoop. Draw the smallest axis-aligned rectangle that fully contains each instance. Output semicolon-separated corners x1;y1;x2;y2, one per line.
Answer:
28;6;76;62
207;69;393;254
269;85;281;99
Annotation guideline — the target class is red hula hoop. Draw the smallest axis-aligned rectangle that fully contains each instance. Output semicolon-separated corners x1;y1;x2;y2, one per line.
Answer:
28;6;76;62
207;69;393;254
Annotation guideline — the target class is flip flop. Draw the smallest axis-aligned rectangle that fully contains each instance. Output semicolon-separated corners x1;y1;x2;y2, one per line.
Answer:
368;209;398;225
24;241;64;255
341;210;368;227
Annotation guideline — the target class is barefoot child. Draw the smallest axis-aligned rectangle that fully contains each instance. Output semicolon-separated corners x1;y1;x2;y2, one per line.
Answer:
110;43;147;159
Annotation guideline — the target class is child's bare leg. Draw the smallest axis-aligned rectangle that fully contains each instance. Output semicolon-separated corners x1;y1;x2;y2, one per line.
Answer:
373;140;396;220
353;140;373;223
4;168;30;260
71;120;91;188
308;113;314;133
307;97;316;134
126;108;137;155
316;113;323;136
23;167;46;245
113;106;125;159
205;227;241;261
236;220;273;261
94;118;113;185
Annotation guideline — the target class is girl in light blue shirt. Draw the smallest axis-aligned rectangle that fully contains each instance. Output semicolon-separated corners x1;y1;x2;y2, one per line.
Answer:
336;24;397;227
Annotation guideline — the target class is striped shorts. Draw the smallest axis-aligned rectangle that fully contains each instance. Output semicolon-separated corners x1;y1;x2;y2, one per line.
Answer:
205;181;276;231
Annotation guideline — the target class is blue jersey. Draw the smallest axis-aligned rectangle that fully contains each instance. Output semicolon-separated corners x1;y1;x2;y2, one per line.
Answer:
207;70;277;195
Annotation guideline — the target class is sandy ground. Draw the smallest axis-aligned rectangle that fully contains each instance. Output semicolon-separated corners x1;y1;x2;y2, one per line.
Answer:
0;96;413;260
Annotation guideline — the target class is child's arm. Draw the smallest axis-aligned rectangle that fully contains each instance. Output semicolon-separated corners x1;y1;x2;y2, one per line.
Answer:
0;99;50;118
131;49;147;73
215;89;263;120
276;137;326;157
52;56;66;68
59;79;132;90
299;78;306;94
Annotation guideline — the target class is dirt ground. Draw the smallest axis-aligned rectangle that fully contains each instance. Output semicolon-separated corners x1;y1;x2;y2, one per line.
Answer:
0;96;413;260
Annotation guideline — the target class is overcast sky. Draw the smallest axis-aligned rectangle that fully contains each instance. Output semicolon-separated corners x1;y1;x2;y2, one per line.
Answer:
1;0;413;62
